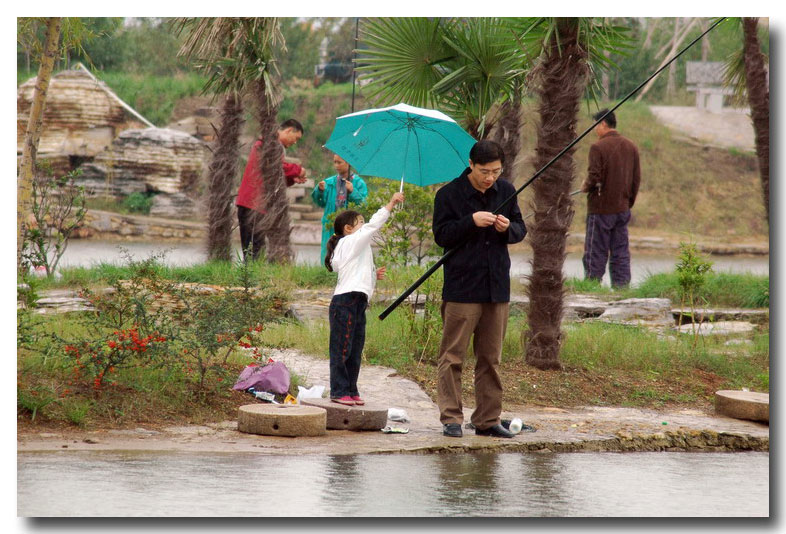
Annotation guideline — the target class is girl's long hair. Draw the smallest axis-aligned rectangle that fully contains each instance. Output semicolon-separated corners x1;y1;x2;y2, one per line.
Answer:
325;210;362;272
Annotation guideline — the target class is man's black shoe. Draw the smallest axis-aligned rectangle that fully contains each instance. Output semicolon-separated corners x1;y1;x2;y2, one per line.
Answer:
443;423;463;437
475;423;515;438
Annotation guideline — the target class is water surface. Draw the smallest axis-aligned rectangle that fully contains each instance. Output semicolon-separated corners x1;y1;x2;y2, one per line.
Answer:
18;451;768;517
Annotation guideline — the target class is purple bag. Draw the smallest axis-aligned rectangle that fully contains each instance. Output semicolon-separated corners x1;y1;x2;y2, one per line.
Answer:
232;362;291;395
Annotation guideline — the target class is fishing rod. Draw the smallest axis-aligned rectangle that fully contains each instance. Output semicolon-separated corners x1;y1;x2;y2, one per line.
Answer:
379;17;727;321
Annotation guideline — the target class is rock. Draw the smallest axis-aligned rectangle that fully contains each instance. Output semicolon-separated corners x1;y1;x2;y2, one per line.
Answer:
672;307;769;326
725;339;754;346
715;390;769;423
598;298;673;327
565;295;608;319
237;404;327;437
149;192;200;219
301;398;388;431
17;69;134;160
676;321;756;336
76;128;208;215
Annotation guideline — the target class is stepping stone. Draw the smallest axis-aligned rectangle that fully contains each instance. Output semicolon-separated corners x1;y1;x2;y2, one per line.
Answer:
715;390;769;423
301;398;388;431
676;321;756;336
597;298;673;327
237;404;327;437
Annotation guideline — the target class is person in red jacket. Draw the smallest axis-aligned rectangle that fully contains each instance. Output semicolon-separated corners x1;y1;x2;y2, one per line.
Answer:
236;119;307;260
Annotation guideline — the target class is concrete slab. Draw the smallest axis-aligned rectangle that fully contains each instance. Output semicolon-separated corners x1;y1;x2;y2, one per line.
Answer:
301;398;388;431
715;390;769;423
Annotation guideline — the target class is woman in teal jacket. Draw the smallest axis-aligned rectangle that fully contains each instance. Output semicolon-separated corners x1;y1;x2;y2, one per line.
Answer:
312;154;369;264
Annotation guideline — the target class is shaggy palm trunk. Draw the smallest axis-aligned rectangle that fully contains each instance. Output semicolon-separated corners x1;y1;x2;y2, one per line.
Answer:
18;17;61;271
206;94;243;261
491;93;522;183
741;17;769;225
525;19;588;370
254;79;293;263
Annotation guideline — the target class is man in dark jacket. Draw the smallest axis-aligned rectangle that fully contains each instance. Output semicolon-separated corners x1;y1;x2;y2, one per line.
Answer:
432;140;527;439
581;109;640;287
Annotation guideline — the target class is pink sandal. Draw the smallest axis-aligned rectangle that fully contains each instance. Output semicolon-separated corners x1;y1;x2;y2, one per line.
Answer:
331;396;355;406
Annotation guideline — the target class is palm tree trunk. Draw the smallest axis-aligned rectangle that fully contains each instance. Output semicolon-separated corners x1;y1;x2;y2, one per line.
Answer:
206;93;243;261
742;17;769;225
491;89;523;184
525;18;589;370
18;17;61;271
254;79;293;263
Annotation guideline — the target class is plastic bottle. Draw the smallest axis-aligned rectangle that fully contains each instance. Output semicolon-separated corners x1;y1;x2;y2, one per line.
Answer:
509;418;523;434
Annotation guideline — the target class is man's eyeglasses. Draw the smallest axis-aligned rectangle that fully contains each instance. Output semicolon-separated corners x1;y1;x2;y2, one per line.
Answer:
478;168;503;177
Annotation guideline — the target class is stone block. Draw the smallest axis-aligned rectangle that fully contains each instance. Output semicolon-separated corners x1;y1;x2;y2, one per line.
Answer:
715;390;769;423
237;404;326;437
301;398;388;431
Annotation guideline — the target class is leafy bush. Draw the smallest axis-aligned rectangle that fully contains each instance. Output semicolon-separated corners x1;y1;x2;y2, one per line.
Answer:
21;165;87;277
56;252;290;394
122;192;154;214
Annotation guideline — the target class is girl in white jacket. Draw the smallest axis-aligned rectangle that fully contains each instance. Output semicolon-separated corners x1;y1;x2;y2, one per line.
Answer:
325;191;404;405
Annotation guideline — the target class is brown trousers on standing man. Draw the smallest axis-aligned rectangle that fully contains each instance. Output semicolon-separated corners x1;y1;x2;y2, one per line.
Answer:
437;302;510;429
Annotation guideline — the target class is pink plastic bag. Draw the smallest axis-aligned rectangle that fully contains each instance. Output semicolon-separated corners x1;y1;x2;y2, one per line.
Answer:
232;362;291;395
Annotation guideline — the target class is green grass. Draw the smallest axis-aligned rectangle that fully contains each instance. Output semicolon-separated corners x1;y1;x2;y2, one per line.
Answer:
29;259;337;292
561;321;768;386
635;272;769;308
100;71;208;126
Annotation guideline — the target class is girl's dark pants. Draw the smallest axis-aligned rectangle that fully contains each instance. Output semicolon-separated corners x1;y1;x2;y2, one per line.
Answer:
328;291;368;398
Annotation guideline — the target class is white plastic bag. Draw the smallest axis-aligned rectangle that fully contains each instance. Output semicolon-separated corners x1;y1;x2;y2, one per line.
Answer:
387;408;410;423
296;385;325;404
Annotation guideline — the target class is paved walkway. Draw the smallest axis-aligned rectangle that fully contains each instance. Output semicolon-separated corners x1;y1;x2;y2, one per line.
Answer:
18;348;768;455
649;105;755;151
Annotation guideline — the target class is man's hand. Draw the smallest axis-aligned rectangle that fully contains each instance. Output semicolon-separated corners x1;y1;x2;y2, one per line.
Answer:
472;211;496;227
493;214;510;232
376;266;386;280
345;179;354;193
318;180;326;191
293;169;307;184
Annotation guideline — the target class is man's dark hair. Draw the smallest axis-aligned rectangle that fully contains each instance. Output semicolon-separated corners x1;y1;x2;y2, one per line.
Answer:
279;118;304;133
469;139;505;165
593;109;616;129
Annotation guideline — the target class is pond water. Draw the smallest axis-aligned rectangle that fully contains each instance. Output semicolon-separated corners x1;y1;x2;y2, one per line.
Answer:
18;451;768;517
60;240;768;287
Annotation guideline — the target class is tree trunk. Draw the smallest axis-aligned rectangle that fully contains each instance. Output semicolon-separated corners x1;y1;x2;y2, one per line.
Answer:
636;18;698;102
525;18;588;371
742;17;770;225
18;17;61;271
490;91;522;183
254;79;293;263
206;94;244;261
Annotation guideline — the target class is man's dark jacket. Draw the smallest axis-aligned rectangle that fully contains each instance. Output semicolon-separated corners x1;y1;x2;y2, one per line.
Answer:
585;130;641;214
432;168;526;303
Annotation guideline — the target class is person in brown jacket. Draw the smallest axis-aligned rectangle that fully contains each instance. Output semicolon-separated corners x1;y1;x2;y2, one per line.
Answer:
580;109;640;287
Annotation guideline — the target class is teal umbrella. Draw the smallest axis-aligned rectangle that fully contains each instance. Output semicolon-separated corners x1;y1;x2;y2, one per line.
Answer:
324;103;476;191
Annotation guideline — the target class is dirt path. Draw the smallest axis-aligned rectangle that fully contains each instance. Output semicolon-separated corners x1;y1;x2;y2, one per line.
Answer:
649;105;755;151
18;349;768;455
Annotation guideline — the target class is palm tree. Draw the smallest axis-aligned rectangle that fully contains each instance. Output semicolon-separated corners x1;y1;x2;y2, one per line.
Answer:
723;18;769;225
513;17;631;370
176;18;289;263
176;18;247;262
18;17;62;271
357;17;527;168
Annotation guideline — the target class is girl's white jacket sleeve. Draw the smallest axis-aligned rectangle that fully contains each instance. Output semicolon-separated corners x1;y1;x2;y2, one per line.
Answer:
333;206;390;261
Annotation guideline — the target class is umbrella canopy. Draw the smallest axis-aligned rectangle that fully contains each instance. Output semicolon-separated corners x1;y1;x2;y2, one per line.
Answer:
324;103;476;188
